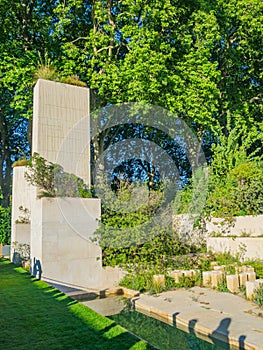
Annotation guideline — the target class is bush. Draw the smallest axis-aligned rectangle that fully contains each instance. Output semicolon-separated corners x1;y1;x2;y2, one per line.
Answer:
206;160;263;217
119;270;155;293
244;260;263;278
0;206;11;245
25;153;92;198
254;285;263;307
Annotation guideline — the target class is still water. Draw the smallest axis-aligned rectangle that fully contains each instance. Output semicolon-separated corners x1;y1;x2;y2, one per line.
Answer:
109;303;230;350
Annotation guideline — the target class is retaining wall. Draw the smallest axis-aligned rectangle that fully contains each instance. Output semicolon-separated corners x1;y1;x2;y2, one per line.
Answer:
207;237;263;260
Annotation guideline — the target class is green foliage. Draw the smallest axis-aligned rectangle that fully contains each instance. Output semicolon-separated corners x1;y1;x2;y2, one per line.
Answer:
175;275;197;289
0;206;11;244
102;229;192;270
12;158;29;167
34;65;58;82
60;75;87;87
213;253;239;266
1;0;263;212
25;153;92;198
119;270;155;293
205;114;263;217
216;280;229;293
206;160;263;217
254;285;263;307
244;260;263;279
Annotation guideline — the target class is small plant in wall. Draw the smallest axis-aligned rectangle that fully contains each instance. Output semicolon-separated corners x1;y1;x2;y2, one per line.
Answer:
12;241;30;268
25;153;92;198
15;206;30;224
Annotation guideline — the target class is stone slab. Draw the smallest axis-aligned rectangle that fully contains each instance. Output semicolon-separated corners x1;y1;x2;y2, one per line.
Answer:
134;287;263;349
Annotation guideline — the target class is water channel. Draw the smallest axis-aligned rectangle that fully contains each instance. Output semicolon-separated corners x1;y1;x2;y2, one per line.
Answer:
80;293;231;350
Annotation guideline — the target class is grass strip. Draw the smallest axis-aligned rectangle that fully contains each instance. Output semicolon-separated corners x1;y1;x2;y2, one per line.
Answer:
0;258;151;350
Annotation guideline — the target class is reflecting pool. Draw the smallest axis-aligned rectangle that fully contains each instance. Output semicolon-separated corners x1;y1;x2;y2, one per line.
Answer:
109;304;232;350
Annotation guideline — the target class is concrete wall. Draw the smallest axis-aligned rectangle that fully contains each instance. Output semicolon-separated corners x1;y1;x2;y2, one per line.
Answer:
30;197;122;289
11;166;32;262
207;237;263;261
32;79;90;186
205;215;263;237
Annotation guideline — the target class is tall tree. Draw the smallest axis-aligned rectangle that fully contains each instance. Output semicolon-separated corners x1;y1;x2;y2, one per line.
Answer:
0;0;262;204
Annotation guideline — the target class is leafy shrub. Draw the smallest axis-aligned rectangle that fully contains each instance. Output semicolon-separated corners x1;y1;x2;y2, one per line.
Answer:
0;206;11;244
206;161;263;217
15;206;30;224
214;252;239;266
176;275;196;288
101;229;193;270
254;285;263;307
244;260;263;278
25;153;92;198
119;270;155;293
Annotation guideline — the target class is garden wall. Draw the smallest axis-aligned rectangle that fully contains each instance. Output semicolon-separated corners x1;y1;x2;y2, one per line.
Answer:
205;215;263;237
30;197;122;289
207;237;263;261
11;166;32;262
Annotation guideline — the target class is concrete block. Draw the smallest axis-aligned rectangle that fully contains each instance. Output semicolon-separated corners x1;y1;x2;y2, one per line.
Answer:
210;261;218;268
169;270;183;283
211;271;223;288
206;215;263;237
202;271;211;287
182;270;193;278
239;273;248;286
213;265;225;271
190;269;199;277
0;244;2;257
153;274;165;287
245;279;263;300
226;275;239;293
246;281;257;300
246;267;255;273
247;272;256;281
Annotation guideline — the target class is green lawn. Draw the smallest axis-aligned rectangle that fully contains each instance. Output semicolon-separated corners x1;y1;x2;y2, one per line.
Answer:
0;259;151;350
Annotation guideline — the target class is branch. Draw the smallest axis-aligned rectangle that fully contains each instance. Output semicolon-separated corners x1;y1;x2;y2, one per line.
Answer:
96;45;114;53
70;37;87;44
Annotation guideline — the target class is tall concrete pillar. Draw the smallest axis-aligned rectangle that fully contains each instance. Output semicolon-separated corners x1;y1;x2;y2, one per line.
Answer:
32;79;90;185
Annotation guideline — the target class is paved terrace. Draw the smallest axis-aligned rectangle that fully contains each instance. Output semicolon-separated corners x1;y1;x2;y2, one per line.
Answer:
48;281;263;349
134;286;263;350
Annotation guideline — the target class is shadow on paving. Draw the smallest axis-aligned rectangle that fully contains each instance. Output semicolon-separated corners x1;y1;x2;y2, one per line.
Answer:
185;315;247;350
0;259;152;350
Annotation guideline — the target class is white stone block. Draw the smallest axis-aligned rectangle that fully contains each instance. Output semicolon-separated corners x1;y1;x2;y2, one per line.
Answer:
247;272;256;281
202;271;211;287
211;271;223;288
226;275;239;293
239;273;248;286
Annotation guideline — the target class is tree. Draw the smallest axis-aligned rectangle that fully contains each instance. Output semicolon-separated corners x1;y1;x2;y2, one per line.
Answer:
0;0;262;209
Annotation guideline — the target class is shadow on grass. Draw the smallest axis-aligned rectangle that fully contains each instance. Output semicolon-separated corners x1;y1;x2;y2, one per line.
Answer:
0;259;151;350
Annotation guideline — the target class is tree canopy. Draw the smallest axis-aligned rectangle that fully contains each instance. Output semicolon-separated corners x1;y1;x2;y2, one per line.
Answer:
0;0;262;213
